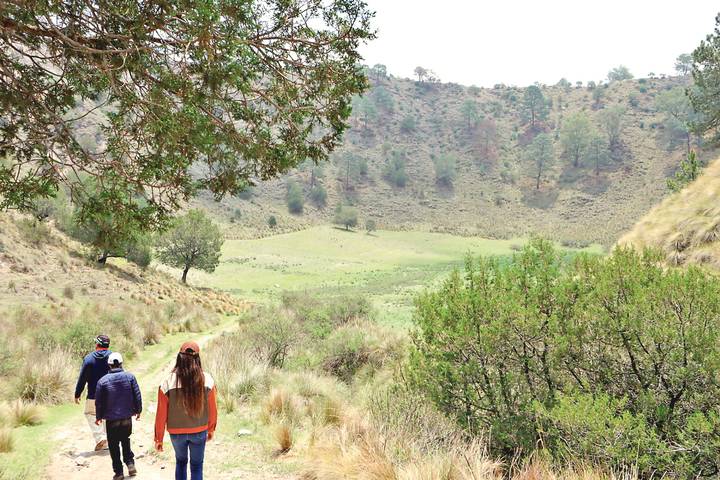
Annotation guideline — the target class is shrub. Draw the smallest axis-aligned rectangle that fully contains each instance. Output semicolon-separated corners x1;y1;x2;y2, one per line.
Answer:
333;205;358;231
62;285;74;299
400;115;417;134
365;219;377;233
409;239;720;476
433;154;457;188
244;311;299;368
268;215;277;228
16;218;51;246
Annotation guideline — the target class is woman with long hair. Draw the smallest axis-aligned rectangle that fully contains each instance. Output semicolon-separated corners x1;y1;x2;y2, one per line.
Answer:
154;341;217;480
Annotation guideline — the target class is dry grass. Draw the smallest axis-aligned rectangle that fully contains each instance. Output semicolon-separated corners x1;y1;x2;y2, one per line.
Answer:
15;350;73;404
7;400;44;427
0;428;14;453
273;422;293;455
618;155;720;267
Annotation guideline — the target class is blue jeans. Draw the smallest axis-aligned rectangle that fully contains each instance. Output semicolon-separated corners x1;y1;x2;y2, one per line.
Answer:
170;431;207;480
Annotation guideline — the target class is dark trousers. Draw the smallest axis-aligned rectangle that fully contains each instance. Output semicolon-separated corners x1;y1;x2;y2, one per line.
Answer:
106;418;134;474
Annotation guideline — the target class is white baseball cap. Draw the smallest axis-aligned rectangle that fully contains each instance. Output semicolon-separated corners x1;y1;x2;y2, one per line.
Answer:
108;352;123;367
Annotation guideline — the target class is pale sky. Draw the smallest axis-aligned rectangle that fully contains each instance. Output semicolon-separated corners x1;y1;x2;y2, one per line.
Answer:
360;1;719;87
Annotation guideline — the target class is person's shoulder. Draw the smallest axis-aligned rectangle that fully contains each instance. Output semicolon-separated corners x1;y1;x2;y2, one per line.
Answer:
159;372;176;393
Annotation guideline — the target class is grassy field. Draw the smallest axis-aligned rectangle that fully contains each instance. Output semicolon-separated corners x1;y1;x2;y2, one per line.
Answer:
193;226;603;326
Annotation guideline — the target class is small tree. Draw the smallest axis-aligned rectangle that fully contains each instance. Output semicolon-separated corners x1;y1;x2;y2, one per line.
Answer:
370;64;387;82
667;150;702;192
461;100;481;129
400;115;418;134
598;105;626;148
309;184;327;207
522;85;549;127
268;215;278;228
414;66;428;82
371;85;394;111
592;86;605;107
526;133;554;189
587;133;610;175
656;87;701;154
365;219;377;233
608;65;633;82
675;53;692;75
286;180;304;214
561;112;593;168
475;118;498;163
433;154;458;188
333;205;358;230
383;149;409;187
157;210;224;284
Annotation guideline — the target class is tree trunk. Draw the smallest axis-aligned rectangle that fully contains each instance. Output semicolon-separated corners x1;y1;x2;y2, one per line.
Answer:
536;169;541;190
181;265;190;284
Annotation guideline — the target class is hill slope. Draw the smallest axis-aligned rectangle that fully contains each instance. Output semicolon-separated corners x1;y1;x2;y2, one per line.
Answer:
205;74;712;246
618;156;720;267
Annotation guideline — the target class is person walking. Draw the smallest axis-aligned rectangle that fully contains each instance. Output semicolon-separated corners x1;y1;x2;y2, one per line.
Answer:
74;334;112;451
95;352;142;480
154;341;217;480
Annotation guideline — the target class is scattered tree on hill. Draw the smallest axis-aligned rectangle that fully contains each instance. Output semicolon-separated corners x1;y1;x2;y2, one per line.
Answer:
598;105;626;149
338;152;367;190
400;115;418;134
556;78;572;89
371;86;394;111
383;149;409;187
522;85;549;127
560;112;593;168
587;133;610;175
414;66;429;82
461;100;481;129
475;118;498;163
592;86;605;107
370;64;387;82
156;210;223;284
587;80;597;90
667;150;702;192
0;0;374;227
309;184;328;207
286;181;304;214
656;87;701;154
433;154;458;188
333;205;358;230
352;96;377;128
675;53;693;75
365;219;377;233
607;65;634;81
468;85;481;96
689;18;720;144
268;216;278;228
525;133;554;190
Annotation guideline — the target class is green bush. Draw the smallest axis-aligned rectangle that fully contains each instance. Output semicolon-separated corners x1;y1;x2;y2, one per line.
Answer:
309;185;327;207
286;181;304;214
16;218;52;246
409;239;720;476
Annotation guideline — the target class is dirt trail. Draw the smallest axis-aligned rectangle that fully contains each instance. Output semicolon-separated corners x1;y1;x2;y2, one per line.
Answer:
45;322;296;480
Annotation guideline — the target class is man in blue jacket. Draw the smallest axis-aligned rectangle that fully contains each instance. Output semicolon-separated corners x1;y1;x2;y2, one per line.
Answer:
95;352;142;480
74;334;112;451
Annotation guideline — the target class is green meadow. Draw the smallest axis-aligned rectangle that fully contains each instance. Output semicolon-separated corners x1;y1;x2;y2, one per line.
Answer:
196;226;603;326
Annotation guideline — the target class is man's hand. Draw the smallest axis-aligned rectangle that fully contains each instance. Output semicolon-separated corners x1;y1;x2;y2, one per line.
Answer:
135;413;141;421
207;431;214;441
155;442;163;452
74;397;81;405
95;419;103;426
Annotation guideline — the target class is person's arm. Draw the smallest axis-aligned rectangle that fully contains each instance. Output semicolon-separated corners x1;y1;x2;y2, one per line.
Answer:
95;381;105;423
154;387;168;450
207;385;218;440
131;375;142;417
74;358;88;401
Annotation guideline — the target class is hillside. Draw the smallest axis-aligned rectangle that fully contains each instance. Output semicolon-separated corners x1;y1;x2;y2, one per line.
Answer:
618;155;720;267
203;74;714;246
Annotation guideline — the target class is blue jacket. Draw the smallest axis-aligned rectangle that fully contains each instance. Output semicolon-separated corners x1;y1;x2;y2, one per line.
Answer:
95;368;142;422
74;349;112;400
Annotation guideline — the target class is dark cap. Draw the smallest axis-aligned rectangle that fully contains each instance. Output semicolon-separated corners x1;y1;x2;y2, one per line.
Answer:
95;334;110;348
179;341;200;356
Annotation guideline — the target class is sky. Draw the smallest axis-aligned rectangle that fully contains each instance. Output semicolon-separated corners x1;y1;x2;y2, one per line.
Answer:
359;1;719;87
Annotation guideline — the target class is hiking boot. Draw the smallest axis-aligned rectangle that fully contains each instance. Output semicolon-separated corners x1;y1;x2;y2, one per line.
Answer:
112;474;124;480
127;463;137;476
95;439;108;451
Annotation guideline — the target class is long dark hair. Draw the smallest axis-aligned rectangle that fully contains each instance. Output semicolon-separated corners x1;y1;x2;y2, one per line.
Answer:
173;352;205;418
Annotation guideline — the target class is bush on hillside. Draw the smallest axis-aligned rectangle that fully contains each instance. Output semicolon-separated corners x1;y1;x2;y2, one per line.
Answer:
309;184;327;207
286;181;304;214
333;205;358;231
409;239;720;477
433;154;457;188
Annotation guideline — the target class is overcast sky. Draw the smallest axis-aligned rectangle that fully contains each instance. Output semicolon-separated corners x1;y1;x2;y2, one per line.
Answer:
359;1;719;87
